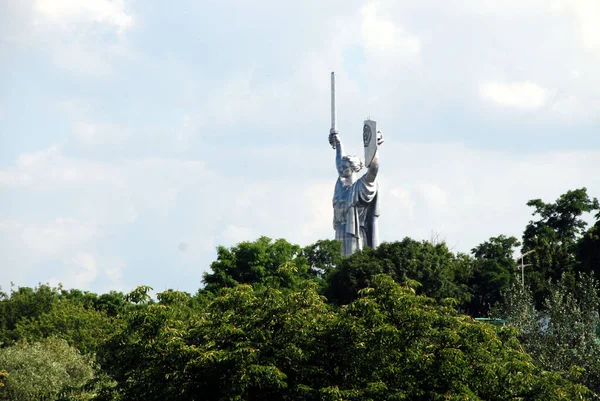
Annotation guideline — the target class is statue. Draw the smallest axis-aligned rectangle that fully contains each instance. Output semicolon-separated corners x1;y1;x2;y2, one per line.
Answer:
328;129;383;257
328;71;383;257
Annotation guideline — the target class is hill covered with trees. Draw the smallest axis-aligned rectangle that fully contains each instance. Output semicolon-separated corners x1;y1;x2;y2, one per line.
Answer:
0;188;599;400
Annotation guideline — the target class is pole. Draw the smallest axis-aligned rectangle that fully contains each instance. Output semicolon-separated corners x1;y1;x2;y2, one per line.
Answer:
521;257;524;290
517;250;535;291
330;72;337;149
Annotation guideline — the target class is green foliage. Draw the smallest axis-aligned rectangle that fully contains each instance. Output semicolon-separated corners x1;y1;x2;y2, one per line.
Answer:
578;219;600;276
467;235;520;316
0;338;95;401
2;188;599;400
13;301;116;355
522;188;599;307
300;239;343;278
497;274;600;395
324;275;589;400
324;238;473;307
0;285;119;355
0;285;59;346
99;275;589;400
202;237;316;292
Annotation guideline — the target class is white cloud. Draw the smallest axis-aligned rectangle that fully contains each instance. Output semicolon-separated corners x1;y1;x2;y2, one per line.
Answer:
1;0;599;296
65;252;98;288
416;183;449;211
454;0;552;15
71;122;131;145
21;218;99;258
0;0;136;78
480;81;550;110
360;2;420;61
51;42;114;78
550;94;600;120
378;141;600;251
0;146;121;189
299;182;333;242
389;187;416;221
46;252;128;291
220;225;257;245
552;0;600;51
1;140;599;293
34;0;133;32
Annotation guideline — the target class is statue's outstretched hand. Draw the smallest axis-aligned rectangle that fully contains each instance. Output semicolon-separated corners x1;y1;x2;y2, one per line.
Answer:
377;130;384;146
329;130;339;147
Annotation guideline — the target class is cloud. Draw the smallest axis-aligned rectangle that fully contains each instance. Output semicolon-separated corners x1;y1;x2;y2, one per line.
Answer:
380;141;600;251
0;0;135;78
389;187;416;221
1;138;599;293
552;0;600;51
480;81;550;110
21;218;100;258
50;42;115;78
71;122;131;146
1;0;599;296
0;146;121;189
220;225;257;245
47;252;98;289
34;0;133;32
360;2;420;62
299;182;333;242
45;252;128;291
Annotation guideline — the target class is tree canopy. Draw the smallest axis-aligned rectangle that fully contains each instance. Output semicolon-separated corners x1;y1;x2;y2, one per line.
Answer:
0;187;599;400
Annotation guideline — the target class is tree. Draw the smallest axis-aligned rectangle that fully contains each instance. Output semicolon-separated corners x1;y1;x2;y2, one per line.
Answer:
496;273;600;396
0;338;95;401
324;238;473;306
577;218;600;277
100;276;590;400
318;275;589;400
522;188;599;307
0;285;59;346
13;300;117;355
300;239;343;279
468;235;520;317
202;237;316;293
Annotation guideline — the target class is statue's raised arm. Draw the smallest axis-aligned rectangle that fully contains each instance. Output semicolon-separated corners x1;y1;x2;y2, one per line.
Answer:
329;130;343;173
363;130;384;185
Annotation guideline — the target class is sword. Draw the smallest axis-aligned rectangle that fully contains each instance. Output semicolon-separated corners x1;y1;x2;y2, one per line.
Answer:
330;71;337;149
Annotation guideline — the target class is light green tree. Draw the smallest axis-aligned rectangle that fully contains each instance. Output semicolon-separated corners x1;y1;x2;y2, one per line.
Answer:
0;338;94;401
497;273;600;396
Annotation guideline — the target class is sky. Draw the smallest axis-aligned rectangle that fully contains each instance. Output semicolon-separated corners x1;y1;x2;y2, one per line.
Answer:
1;0;599;295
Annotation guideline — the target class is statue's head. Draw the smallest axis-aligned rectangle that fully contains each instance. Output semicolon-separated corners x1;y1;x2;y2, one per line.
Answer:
339;155;364;178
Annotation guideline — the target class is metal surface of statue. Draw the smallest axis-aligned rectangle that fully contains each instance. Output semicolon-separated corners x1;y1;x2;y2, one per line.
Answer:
329;72;383;257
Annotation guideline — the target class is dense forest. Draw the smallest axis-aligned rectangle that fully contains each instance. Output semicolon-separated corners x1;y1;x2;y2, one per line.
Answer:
1;188;599;400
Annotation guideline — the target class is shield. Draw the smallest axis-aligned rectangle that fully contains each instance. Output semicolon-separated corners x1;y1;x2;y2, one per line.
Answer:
363;119;377;167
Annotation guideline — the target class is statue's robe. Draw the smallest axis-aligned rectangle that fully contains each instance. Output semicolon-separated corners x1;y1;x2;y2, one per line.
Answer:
333;176;379;257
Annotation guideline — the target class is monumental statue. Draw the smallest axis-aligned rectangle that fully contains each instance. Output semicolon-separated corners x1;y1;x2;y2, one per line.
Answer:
328;72;383;257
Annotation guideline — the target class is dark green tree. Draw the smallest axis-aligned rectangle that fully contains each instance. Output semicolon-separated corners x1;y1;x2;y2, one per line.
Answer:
100;276;590;400
13;300;117;355
468;235;520;317
0;285;59;346
522;188;599;307
324;238;473;306
300;239;343;278
202;237;316;292
577;215;600;277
